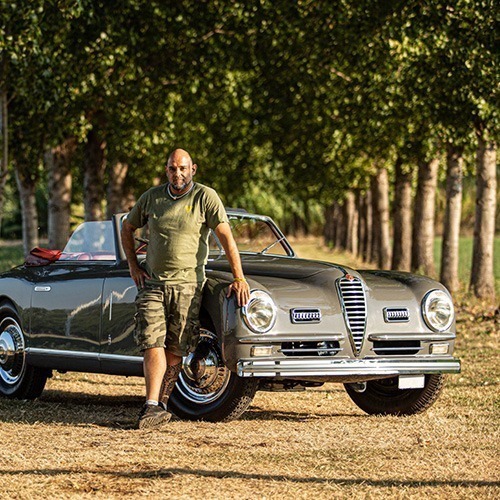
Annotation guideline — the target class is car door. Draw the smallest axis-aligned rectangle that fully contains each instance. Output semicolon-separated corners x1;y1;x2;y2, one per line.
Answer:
28;220;118;371
99;270;143;376
29;263;105;371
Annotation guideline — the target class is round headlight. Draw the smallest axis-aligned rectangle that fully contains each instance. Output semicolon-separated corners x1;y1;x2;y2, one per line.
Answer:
422;290;454;332
242;290;277;333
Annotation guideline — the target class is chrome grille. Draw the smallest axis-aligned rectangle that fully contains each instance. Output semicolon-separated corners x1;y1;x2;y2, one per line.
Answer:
337;277;367;355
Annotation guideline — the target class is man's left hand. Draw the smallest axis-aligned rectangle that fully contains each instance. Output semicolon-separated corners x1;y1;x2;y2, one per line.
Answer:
227;280;250;307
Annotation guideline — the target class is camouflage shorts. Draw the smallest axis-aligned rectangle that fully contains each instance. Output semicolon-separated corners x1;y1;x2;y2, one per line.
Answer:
134;281;204;356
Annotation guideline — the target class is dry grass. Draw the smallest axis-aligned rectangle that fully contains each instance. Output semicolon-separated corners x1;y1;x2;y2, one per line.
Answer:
1;238;499;499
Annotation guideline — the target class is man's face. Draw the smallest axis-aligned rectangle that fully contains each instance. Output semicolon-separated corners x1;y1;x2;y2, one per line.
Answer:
166;154;197;193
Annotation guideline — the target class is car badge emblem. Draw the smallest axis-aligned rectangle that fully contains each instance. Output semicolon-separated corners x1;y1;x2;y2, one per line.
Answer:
345;273;355;281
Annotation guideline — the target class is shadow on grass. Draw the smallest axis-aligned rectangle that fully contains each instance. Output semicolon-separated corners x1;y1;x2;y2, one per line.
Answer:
241;407;361;421
0;389;361;428
0;466;498;489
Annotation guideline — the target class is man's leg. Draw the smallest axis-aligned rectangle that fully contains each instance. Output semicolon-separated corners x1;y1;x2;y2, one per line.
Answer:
159;351;183;409
136;347;171;429
144;347;167;401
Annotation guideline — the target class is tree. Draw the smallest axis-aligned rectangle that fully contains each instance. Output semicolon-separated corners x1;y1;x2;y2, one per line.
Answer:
392;158;413;271
412;157;440;276
470;133;497;297
441;144;464;292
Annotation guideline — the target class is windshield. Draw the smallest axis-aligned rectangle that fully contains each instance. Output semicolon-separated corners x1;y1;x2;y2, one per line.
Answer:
209;214;292;256
60;221;117;261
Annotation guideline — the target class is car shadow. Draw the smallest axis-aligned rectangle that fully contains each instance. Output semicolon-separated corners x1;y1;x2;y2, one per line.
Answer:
241;407;361;421
0;389;361;428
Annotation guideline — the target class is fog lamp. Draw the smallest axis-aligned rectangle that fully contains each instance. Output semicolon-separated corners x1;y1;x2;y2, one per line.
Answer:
251;346;273;357
430;343;449;355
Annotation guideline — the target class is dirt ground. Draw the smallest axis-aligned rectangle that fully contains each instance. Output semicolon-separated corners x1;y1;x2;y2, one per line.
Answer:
1;240;498;499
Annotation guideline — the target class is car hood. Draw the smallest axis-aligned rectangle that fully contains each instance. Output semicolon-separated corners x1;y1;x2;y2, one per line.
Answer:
208;254;347;280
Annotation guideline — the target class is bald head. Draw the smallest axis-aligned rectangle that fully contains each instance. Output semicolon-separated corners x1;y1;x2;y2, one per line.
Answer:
167;148;193;166
166;148;197;194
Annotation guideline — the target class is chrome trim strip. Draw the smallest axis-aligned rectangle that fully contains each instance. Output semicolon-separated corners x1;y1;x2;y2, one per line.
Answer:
368;333;456;342
26;348;99;359
237;357;461;377
238;333;344;344
26;348;142;364
99;353;143;363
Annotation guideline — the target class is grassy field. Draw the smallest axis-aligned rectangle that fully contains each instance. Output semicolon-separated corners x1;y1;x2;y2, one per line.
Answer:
0;238;498;498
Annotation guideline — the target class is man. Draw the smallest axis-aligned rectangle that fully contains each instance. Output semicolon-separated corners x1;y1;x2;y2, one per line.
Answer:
121;148;249;429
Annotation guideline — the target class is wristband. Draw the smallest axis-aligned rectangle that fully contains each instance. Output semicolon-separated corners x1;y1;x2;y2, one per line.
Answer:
233;278;247;283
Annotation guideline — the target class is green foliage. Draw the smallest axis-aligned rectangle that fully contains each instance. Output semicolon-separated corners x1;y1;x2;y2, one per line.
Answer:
1;1;498;234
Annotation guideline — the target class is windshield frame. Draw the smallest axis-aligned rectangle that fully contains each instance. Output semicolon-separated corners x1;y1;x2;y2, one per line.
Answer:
114;210;296;262
210;211;295;258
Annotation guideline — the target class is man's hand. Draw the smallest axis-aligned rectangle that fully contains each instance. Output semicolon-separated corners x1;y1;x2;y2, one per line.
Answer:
129;262;150;290
227;279;250;307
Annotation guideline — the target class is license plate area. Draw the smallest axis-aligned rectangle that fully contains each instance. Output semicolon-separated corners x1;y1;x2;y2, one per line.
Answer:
398;374;425;389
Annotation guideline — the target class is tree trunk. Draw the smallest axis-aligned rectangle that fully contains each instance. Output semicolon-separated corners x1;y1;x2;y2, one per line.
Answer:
392;159;413;271
335;201;345;250
344;191;358;255
470;135;497;299
440;145;463;292
370;175;380;264
106;161;129;218
46;138;76;249
412;157;439;276
0;87;9;235
14;165;39;256
374;167;391;269
84;127;106;221
323;204;335;248
357;191;366;259
362;187;373;263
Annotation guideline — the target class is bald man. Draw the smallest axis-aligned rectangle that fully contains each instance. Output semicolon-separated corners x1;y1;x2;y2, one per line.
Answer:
121;148;249;429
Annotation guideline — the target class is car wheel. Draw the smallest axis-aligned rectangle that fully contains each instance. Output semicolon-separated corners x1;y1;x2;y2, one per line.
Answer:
344;374;445;416
169;328;258;422
0;303;49;399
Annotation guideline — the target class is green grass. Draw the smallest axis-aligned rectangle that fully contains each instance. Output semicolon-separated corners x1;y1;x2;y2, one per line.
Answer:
434;236;500;294
0;243;24;272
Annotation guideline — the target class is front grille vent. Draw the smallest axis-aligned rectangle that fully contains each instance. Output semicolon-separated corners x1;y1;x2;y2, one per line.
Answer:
290;308;322;323
280;341;341;357
337;277;367;355
372;340;421;356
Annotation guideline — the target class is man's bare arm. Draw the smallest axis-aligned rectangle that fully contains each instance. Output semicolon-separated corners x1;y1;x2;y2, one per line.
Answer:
121;219;150;289
215;222;250;307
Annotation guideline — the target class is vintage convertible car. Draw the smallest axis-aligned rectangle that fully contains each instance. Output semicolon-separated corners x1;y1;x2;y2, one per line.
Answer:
0;210;460;421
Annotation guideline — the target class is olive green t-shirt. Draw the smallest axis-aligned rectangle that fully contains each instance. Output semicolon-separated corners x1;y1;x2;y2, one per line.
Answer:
126;182;229;284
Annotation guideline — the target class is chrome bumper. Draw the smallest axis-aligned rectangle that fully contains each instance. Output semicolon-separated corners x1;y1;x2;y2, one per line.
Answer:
237;357;461;378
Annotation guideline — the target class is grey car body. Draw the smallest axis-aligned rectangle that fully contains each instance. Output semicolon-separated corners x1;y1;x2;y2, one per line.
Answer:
0;210;460;421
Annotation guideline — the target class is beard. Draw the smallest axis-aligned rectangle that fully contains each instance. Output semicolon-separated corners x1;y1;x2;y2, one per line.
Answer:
171;178;192;192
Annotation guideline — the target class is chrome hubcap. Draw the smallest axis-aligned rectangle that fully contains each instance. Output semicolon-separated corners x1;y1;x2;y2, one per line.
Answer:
177;329;230;404
0;317;26;386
